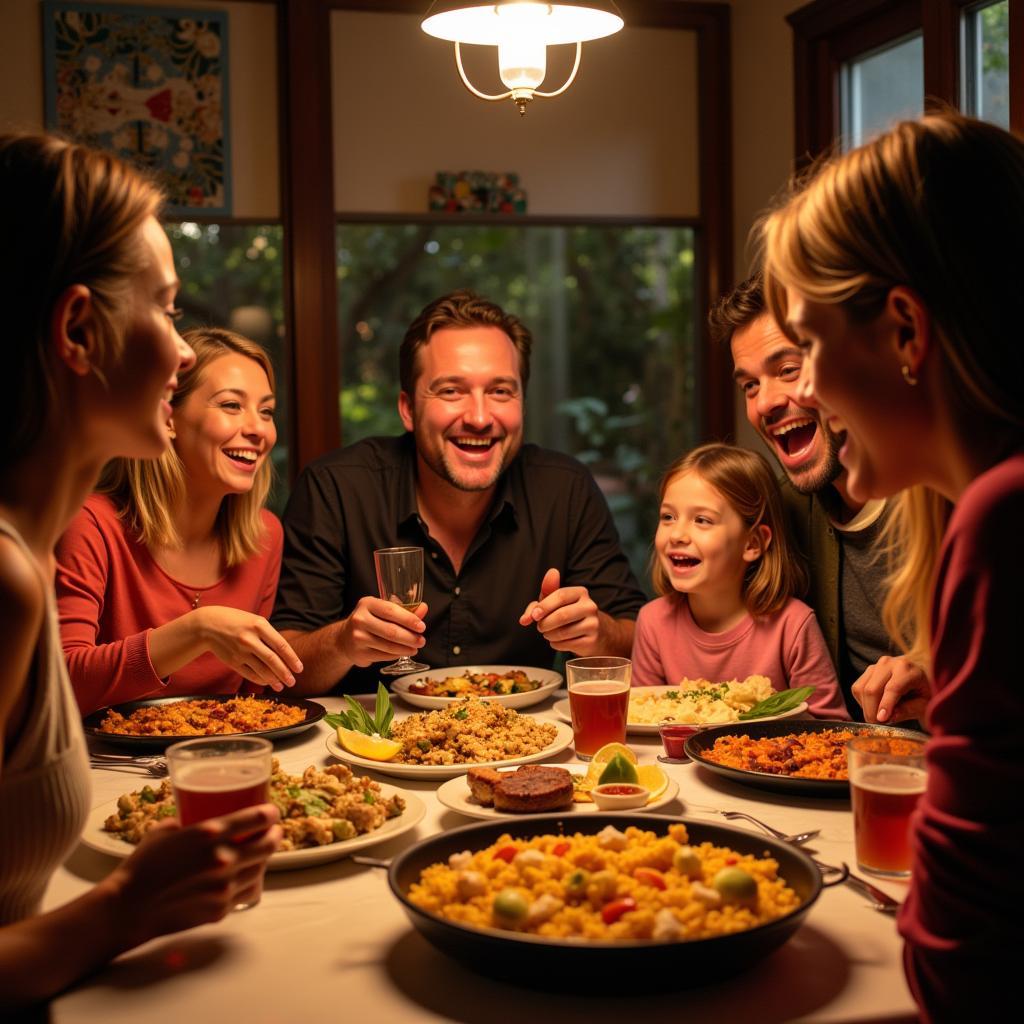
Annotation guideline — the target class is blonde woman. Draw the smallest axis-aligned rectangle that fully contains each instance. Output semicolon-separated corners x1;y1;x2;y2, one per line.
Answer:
57;327;302;715
0;133;279;1006
631;443;847;719
761;112;1024;1022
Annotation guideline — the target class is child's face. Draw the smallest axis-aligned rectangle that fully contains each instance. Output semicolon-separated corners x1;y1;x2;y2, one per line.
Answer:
655;470;763;600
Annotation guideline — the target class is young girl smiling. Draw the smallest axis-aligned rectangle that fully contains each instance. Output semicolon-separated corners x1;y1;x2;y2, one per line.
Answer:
631;443;847;719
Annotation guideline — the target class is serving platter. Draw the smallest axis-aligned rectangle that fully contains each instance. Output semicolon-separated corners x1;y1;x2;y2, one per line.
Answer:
325;720;574;780
435;764;679;820
388;813;826;990
80;785;425;871
684;719;929;796
390;665;562;710
84;694;326;751
552;690;808;735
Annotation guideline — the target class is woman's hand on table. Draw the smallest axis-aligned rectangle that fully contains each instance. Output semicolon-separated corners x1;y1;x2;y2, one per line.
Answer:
103;803;282;949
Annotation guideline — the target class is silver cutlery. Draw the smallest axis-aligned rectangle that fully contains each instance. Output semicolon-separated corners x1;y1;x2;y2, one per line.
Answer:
89;754;168;777
717;810;821;846
810;857;902;915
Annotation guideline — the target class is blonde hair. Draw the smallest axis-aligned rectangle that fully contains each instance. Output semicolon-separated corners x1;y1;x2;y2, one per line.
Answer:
0;133;162;469
98;327;276;567
761;112;1024;665
651;443;806;616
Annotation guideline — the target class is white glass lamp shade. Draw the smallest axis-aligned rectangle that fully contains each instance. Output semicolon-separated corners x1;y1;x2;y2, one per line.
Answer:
421;2;624;47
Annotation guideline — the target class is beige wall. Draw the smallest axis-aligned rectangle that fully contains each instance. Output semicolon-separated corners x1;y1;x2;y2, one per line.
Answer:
0;0;279;218
729;0;803;447
331;10;700;218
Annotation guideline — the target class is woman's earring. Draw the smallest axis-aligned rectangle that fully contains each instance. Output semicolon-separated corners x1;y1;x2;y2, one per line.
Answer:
167;419;176;440
901;364;918;386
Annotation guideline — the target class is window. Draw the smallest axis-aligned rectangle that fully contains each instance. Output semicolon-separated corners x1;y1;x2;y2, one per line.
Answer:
165;221;289;511
841;33;924;147
962;0;1010;127
336;222;698;586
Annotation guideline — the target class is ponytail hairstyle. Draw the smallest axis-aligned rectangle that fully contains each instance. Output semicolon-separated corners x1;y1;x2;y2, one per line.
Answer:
650;443;806;616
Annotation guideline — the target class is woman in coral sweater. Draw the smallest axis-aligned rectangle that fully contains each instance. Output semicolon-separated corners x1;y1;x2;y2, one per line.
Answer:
57;327;302;714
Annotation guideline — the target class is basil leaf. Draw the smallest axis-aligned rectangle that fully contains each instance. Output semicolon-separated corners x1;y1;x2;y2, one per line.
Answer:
739;686;816;720
375;683;387;731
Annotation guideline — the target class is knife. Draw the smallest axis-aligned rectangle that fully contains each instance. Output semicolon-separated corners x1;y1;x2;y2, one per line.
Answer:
814;858;902;914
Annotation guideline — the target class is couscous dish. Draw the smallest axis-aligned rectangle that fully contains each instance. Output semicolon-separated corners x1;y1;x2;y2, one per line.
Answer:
408;822;800;941
389;699;557;765
629;677;774;726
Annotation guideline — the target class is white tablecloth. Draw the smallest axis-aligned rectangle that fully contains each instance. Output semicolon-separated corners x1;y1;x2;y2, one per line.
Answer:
47;697;918;1023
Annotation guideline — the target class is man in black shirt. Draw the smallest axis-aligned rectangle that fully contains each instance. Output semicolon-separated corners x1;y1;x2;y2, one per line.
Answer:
273;291;646;693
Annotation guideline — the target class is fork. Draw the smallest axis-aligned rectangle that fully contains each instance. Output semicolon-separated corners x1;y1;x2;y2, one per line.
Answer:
718;810;821;846
89;754;168;777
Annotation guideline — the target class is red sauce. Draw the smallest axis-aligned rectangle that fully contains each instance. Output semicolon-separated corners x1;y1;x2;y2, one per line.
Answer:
597;784;644;796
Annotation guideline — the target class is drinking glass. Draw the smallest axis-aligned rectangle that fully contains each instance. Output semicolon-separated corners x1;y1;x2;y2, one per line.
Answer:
566;656;631;760
847;734;927;877
166;736;273;910
374;546;429;676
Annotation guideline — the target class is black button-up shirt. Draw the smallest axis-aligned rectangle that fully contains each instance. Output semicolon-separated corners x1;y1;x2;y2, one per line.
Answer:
272;435;646;692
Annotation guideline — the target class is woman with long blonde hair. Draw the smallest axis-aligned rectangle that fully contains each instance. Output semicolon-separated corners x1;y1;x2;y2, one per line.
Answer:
57;326;301;715
761;111;1024;1021
0;133;279;1006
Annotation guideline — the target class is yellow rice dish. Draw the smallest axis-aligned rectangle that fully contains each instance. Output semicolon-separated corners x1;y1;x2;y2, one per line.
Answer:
408;823;800;942
628;676;774;726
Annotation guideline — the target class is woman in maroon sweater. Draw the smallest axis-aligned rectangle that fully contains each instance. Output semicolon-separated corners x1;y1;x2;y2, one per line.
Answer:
761;112;1023;1021
57;327;302;714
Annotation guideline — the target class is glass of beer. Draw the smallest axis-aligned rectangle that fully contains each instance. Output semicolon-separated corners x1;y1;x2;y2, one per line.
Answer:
166;736;274;909
847;734;927;877
566;656;631;760
374;546;429;676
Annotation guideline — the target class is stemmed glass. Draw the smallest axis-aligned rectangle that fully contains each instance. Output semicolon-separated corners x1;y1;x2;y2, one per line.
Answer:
373;546;429;676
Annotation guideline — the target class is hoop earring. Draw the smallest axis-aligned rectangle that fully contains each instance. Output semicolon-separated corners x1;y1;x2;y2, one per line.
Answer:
901;365;918;387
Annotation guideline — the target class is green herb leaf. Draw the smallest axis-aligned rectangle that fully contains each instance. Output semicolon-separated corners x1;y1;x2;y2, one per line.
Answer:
739;686;816;720
452;707;469;720
363;790;376;804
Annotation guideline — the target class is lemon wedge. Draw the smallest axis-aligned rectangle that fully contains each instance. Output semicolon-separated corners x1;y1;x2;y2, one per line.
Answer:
635;764;668;799
337;727;401;761
591;742;638;765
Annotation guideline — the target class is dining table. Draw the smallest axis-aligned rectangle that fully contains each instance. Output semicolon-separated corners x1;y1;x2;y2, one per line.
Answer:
46;693;919;1023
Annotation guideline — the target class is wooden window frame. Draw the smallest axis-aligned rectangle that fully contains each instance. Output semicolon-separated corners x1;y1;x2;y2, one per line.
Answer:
276;0;734;479
789;0;1024;167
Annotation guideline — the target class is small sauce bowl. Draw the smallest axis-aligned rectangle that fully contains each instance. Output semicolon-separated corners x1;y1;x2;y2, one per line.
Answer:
591;783;649;810
659;723;703;760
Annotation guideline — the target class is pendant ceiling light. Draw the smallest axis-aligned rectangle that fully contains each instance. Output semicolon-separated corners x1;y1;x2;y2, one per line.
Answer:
421;2;624;116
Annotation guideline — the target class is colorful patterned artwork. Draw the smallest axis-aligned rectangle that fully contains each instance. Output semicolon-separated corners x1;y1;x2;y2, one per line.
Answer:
43;3;232;215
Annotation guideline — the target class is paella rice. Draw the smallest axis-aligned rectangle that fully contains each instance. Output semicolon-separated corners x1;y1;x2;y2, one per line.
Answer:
408;823;800;942
103;759;405;850
389;699;557;765
97;696;305;736
701;729;922;780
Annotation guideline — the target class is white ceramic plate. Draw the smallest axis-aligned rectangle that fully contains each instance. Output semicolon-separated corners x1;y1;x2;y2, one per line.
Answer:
436;764;680;821
390;665;562;710
325;720;574;780
553;692;810;735
80;785;425;872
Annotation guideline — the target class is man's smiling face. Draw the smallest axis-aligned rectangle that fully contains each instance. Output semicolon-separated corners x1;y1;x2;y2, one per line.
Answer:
731;314;843;494
398;325;524;494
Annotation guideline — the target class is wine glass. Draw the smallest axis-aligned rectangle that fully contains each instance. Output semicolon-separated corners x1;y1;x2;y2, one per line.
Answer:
373;546;429;676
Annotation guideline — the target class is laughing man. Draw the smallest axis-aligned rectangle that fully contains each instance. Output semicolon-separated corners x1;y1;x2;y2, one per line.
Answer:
272;290;646;693
714;274;928;722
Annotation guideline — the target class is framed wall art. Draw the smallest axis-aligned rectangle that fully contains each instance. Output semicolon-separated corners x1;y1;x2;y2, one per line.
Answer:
43;2;232;215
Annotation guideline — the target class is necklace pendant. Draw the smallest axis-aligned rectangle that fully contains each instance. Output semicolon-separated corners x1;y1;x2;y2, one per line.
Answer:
191;593;201;609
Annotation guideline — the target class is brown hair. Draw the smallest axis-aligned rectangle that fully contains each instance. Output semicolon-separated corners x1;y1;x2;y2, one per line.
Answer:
761;112;1024;664
650;443;806;616
708;272;767;346
0;133;163;469
98;328;276;567
399;290;533;396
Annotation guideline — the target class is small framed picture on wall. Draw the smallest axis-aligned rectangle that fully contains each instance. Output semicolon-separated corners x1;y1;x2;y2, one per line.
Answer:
43;2;232;215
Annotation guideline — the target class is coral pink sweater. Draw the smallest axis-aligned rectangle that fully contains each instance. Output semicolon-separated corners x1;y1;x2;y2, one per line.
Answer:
631;595;848;720
56;494;282;715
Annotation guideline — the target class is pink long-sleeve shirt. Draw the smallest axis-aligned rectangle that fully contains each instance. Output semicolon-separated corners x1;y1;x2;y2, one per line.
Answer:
630;594;849;720
56;494;283;715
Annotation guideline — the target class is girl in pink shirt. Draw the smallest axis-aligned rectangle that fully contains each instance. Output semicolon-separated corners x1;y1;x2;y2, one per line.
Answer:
632;443;847;719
